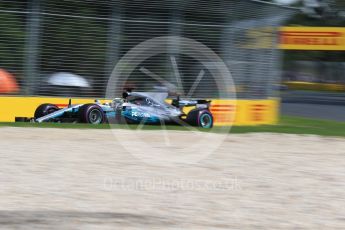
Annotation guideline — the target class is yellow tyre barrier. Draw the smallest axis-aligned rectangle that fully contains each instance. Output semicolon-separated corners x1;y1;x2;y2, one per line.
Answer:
0;96;279;126
283;81;345;92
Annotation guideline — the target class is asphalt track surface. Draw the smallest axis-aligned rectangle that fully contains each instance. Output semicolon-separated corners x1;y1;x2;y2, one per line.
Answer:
281;91;345;121
0;127;344;229
281;103;345;121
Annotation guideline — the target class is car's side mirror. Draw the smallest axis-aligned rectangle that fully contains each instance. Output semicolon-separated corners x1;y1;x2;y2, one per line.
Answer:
122;92;129;99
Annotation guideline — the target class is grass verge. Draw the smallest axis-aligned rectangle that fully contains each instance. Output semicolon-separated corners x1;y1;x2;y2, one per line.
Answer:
230;116;345;137
0;116;344;137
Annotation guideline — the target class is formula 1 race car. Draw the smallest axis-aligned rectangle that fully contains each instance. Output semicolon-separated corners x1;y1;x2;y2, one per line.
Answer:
33;91;214;128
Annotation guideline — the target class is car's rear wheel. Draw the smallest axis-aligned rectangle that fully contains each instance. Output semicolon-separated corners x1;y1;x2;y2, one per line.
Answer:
199;112;213;128
79;104;105;124
34;103;59;119
186;109;213;128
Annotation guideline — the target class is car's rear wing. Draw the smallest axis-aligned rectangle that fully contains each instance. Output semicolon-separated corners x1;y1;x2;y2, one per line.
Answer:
172;97;211;109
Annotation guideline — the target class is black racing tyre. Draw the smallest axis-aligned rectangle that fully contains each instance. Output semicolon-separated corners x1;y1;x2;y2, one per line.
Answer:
79;103;105;124
186;109;213;128
34;103;59;119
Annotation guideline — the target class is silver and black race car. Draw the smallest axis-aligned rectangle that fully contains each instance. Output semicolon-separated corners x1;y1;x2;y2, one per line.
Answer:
33;91;214;128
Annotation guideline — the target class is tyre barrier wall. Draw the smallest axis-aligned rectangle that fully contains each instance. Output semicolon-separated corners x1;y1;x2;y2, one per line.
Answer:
283;81;345;92
0;97;279;126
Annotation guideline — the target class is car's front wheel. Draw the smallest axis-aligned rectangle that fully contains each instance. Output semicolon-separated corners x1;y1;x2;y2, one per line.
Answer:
34;103;59;119
79;104;105;124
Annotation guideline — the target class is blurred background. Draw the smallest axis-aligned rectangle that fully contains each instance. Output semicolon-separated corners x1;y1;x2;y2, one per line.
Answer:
0;0;295;99
0;0;344;120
